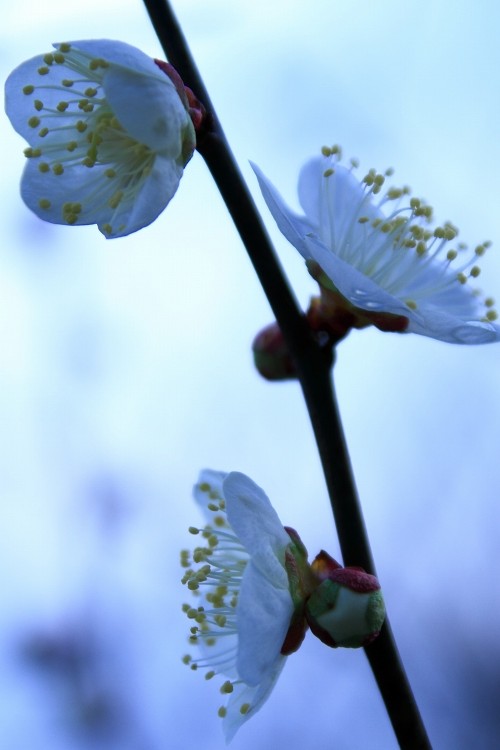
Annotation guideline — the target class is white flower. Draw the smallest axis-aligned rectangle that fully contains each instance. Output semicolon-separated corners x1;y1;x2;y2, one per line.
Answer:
252;148;500;344
181;470;299;742
5;40;196;238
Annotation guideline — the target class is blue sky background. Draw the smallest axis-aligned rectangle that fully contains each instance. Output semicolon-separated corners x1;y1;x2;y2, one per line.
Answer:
1;1;500;748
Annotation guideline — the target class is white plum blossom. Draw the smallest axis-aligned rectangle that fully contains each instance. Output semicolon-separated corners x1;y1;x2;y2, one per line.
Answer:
252;148;500;344
5;40;196;238
181;470;298;742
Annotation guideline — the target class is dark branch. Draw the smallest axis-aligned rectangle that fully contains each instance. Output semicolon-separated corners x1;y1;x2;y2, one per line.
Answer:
141;1;432;747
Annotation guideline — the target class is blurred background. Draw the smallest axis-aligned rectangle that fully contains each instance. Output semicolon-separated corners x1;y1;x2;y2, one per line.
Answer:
1;0;500;747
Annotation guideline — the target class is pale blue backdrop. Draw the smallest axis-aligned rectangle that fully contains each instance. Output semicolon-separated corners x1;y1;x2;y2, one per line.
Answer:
1;1;499;748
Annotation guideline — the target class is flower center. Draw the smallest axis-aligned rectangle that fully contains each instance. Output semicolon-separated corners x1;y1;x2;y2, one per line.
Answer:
181;482;250;717
317;146;497;321
20;43;156;236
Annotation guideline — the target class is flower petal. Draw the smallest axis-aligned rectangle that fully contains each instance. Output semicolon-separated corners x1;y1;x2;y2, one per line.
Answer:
236;558;292;686
223;472;290;558
60;39;167;81
105;153;183;237
223;655;287;743
19;152;183;238
298;157;380;241
304;234;413;318
101;66;191;155
250;162;314;258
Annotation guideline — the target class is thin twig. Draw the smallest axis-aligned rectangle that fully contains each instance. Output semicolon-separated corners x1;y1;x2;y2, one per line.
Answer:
141;1;432;747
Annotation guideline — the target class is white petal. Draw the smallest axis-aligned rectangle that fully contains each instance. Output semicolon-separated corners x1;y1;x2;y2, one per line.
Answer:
298;158;380;241
250;162;313;258
102;66;191;155
61;39;168;81
223;472;290;558
304;235;412;318
236;559;293;686
223;655;287;743
20;159;113;228
103;154;183;238
406;309;500;344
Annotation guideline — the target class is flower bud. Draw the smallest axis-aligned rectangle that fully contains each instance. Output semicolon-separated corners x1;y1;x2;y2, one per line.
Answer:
305;551;385;648
252;322;297;380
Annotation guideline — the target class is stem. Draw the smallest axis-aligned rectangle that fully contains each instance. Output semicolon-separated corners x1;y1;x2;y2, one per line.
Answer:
142;1;431;747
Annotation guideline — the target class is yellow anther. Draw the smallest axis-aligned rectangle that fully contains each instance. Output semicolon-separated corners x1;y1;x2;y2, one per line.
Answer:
58;43;71;53
485;297;495;308
405;300;417;310
89;57;109;70
84;87;98;97
199;482;210;492
205;671;216;680
66;141;78;152
323;168;334;178
331;144;342;157
446;249;457;261
470;266;481;278
28;116;40;128
82;157;95;168
182;654;191;665
56;101;69;112
457;273;467;285
188;526;200;535
38;198;51;210
34;99;43;111
321;146;332;156
38;162;50;173
52;163;64;176
62;79;74;87
358;216;369;224
76;121;87;133
53;52;65;64
38;128;49;138
416;242;426;256
220;681;234;694
37;66;49;76
23;85;34;95
43;53;54;65
104;168;116;178
217;707;227;718
387;188;403;200
207;503;219;512
374;174;385;186
240;703;251;715
486;310;498;321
